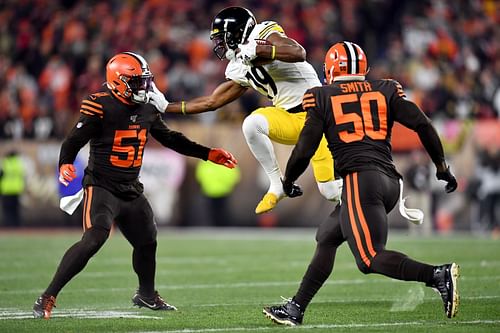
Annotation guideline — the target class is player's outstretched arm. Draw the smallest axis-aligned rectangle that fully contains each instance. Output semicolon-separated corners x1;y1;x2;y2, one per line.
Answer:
165;81;247;114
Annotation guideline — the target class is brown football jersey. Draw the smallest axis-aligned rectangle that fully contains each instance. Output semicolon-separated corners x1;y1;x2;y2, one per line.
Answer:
285;79;444;181
59;90;210;198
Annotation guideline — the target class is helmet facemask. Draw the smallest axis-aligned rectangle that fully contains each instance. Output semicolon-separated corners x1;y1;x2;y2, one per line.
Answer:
211;33;228;60
125;74;153;104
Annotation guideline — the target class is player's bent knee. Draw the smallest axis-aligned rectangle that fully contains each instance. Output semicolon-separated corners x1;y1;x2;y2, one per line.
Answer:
242;114;269;141
355;259;372;274
317;179;343;201
81;226;109;253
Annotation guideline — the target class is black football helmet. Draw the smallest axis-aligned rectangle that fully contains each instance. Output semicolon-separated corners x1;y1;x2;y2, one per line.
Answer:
210;6;257;60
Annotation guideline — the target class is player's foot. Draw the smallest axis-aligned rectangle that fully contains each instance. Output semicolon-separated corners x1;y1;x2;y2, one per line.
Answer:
33;294;56;319
255;192;284;214
428;262;460;318
263;297;304;326
132;290;177;311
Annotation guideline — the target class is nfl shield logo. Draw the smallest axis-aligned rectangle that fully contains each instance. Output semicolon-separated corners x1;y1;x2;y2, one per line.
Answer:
130;115;138;122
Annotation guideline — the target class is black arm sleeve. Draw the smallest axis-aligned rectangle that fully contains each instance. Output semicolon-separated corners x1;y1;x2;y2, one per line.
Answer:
150;114;211;160
285;108;324;183
58;115;101;167
392;98;446;166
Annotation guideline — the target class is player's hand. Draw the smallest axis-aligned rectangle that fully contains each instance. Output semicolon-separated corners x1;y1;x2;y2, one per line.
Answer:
436;164;458;193
281;178;303;198
148;82;169;113
59;164;76;186
208;148;238;169
237;39;257;65
225;49;236;61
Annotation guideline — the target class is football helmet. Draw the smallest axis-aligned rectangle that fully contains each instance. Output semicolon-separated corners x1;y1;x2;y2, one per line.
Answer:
106;52;153;104
324;41;368;84
210;6;257;60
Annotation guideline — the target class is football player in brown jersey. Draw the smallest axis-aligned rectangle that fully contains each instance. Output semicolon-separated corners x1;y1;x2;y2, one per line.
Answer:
263;41;459;326
33;52;237;319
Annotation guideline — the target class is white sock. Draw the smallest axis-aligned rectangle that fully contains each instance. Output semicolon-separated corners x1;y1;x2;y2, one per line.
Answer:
242;114;283;195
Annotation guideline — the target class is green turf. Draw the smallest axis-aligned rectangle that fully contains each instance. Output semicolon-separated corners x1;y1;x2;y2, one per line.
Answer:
0;229;499;332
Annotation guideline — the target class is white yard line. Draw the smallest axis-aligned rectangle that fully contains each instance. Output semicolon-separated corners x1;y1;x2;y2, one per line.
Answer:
136;320;500;333
0;309;162;320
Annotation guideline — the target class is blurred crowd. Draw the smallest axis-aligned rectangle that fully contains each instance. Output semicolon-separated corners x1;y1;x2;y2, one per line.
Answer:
0;0;499;140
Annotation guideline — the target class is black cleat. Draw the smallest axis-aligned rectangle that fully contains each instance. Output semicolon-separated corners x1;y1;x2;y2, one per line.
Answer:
33;294;56;319
263;297;304;326
427;263;460;318
132;290;177;311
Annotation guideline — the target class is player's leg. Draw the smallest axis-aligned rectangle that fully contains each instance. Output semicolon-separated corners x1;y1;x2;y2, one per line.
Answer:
294;205;344;309
263;206;345;326
117;194;176;311
33;186;116;319
342;171;459;317
309;136;342;202
242;106;302;214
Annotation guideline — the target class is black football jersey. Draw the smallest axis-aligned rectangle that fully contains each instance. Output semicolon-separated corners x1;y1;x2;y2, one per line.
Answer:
285;79;445;181
59;90;210;198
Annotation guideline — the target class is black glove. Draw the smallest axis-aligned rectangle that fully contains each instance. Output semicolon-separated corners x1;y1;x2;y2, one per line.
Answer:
281;178;303;198
436;165;458;193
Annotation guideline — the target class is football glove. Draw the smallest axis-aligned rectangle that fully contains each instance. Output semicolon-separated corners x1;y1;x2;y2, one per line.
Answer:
59;164;76;186
436;165;458;193
236;39;258;65
148;82;169;113
208;148;238;169
281;178;303;198
225;49;236;61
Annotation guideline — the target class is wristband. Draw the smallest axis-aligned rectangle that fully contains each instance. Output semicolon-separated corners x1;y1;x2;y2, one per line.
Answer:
271;45;276;60
181;101;186;115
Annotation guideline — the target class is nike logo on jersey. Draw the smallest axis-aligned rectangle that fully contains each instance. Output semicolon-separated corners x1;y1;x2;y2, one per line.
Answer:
76;122;83;128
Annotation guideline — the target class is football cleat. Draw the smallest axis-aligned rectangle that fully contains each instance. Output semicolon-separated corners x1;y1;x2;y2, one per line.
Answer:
33;294;56;319
132;290;177;311
263;297;304;326
427;263;460;318
255;193;284;214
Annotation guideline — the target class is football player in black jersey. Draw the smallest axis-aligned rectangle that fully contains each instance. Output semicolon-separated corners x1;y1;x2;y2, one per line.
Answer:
263;41;459;326
33;52;237;319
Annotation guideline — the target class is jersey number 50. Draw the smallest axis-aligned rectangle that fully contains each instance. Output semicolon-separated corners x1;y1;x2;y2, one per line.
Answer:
110;129;147;168
331;92;387;143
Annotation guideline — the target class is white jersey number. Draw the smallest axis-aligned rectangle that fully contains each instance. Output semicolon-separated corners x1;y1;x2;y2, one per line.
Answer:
245;66;278;99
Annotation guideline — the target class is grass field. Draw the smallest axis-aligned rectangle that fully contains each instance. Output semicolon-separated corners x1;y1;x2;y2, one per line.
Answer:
0;228;499;333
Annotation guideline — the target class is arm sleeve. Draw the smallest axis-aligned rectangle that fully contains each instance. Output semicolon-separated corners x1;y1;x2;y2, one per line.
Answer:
392;96;446;166
59;114;101;167
284;91;324;182
150;114;211;160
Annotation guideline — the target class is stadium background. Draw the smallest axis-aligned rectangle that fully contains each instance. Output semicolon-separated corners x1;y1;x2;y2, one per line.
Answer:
0;0;499;232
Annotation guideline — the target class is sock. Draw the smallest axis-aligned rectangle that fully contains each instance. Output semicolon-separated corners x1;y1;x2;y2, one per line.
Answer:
45;227;109;296
294;243;337;309
242;114;283;195
370;250;435;284
134;241;157;297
